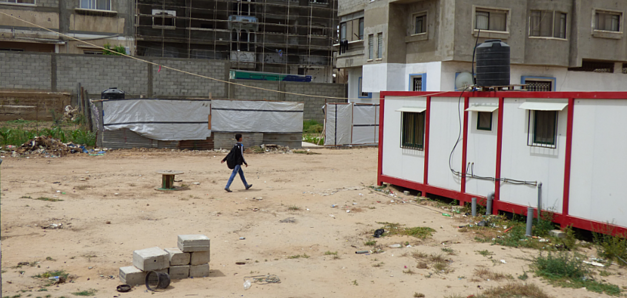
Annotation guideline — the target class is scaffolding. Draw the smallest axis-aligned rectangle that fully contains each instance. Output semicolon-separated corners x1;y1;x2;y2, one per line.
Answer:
134;0;338;82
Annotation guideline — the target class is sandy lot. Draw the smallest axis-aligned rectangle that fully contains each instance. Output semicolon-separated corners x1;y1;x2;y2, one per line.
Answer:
1;147;625;298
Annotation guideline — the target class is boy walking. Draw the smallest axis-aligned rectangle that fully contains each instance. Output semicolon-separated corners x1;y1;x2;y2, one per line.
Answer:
221;133;252;192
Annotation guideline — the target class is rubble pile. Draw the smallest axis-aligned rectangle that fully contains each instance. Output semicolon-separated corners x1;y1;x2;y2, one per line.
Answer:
258;144;293;154
15;136;81;157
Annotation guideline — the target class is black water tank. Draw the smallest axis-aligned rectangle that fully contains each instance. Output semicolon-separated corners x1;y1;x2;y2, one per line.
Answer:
101;87;125;100
476;39;510;87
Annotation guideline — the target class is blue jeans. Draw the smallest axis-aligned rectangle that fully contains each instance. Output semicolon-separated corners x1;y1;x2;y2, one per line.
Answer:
225;164;248;189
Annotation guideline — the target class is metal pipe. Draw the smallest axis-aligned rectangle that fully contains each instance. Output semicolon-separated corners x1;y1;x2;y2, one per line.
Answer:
537;182;542;224
486;191;494;215
471;197;477;217
526;207;534;237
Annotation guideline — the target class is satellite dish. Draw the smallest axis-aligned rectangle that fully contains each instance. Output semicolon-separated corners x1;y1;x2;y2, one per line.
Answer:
455;72;474;90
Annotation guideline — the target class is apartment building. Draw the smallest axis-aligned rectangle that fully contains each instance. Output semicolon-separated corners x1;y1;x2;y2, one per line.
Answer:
0;0;135;54
336;0;627;102
135;0;338;83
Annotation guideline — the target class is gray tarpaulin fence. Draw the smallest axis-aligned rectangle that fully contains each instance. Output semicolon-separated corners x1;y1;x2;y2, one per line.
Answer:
324;103;379;146
211;99;304;133
101;98;212;141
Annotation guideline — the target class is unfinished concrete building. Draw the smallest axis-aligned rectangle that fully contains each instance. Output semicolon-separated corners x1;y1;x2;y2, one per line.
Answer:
135;0;338;83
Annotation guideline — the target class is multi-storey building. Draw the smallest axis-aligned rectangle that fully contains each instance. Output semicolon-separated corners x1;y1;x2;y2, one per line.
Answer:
0;0;135;54
336;0;627;102
135;0;338;83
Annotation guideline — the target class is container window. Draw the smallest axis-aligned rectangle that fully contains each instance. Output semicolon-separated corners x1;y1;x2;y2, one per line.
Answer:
401;112;425;150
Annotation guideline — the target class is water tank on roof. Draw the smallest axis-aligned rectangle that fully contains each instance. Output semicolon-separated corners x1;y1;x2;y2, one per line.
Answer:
476;39;510;87
101;87;125;100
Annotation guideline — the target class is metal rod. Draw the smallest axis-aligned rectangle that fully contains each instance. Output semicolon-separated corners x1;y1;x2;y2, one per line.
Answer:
486;192;493;215
526;207;534;237
471;197;477;217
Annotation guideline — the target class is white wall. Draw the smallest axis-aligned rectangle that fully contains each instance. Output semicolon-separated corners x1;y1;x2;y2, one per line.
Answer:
499;98;568;212
465;97;499;196
570;99;627;227
347;67;362;102
362;63;389;93
382;96;426;183
427;97;463;191
404;62;442;91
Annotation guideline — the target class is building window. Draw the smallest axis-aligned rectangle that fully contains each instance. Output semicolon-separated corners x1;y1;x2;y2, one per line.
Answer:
413;13;426;34
409;74;425;91
376;33;382;59
401;112;425;150
595;10;621;32
0;0;35;4
475;8;507;31
522;77;555;91
530;10;567;38
83;50;103;55
477;112;492;131
528;111;557;148
152;9;176;28
80;0;110;10
358;77;371;98
568;60;615;73
339;14;364;41
368;34;373;59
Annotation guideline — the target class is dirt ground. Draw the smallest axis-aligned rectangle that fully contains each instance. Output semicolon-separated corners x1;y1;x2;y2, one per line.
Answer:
1;147;626;298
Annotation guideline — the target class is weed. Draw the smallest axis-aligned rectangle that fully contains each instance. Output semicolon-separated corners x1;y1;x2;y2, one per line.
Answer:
45;257;55;261
414;293;425;298
600;270;611;277
416;262;428;269
433;261;451;273
372;262;384;268
476;250;493;257
533;212;556;237
34;197;63;202
20;196;32;199
37;288;48;291
364;240;377;246
593;230;627;267
352;280;358;286
482;283;551;298
287;254;309;259
458;227;468;233
75;186;89;191
324;251;338;256
474;268;513;281
534;252;621;296
287;205;301;211
376;222;435;239
402;269;415;275
72;289;97;296
441;248;456;255
33;270;68;280
518;270;529;280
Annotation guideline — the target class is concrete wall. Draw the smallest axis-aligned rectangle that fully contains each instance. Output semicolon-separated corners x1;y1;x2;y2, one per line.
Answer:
229;79;347;123
213;132;264;150
0;91;71;121
0;52;51;90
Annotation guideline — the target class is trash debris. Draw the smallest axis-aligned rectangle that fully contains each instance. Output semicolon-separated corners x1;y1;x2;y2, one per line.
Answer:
583;260;605;267
373;229;385;238
63;105;79;122
44;223;63;229
442;213;452;217
117;284;131;293
500;260;506;264
355;250;370;254
243;274;281;286
14;136;89;157
239;237;246;240
243;279;252;290
389;244;402;248
346;210;350;213
477;220;488;226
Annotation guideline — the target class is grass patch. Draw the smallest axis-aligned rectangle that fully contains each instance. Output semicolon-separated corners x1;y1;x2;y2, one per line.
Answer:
287;254;309;259
0;126;96;147
376;222;435;239
534;252;621;296
287;205;301;211
324;251;337;256
474;268;513;281
72;289;97;296
34;197;63;202
33;270;68;280
441;247;456;255
372;262;384;268
403;268;415;275
364;240;377;246
476;250;493;257
74;185;89;191
481;283;552;298
413;253;452;274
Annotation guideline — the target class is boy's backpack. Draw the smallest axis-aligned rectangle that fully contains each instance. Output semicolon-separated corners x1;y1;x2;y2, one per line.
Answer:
225;144;239;169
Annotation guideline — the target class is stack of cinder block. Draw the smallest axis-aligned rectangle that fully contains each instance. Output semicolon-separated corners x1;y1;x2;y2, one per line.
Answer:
119;234;210;286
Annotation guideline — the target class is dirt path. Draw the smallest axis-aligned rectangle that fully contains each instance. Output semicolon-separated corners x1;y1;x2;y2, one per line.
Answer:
1;148;625;297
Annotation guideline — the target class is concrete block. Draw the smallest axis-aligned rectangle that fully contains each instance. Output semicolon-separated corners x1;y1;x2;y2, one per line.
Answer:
133;247;169;271
119;266;146;286
549;229;566;239
168;265;190;279
189;264;210;278
164;248;190;266
177;234;210;252
190;251;210;265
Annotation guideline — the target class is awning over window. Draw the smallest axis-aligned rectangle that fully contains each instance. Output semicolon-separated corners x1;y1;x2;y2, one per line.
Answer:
465;105;498;112
518;101;568;111
396;106;426;113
